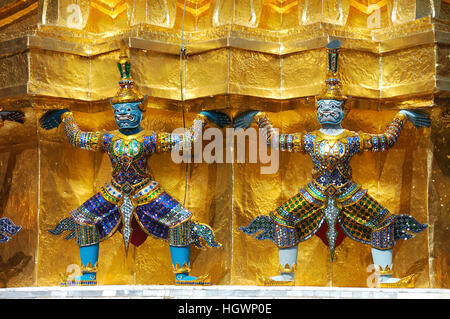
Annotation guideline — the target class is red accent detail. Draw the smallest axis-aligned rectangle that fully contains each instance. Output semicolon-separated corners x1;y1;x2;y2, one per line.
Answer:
315;221;346;248
130;217;148;246
118;217;148;247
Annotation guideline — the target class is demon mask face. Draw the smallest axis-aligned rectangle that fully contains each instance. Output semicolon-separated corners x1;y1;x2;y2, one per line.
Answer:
113;102;143;130
316;99;345;125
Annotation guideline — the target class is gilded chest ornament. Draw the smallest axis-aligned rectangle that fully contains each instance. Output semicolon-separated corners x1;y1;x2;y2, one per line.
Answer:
316;139;346;171
109;131;149;178
111;131;145;160
310;130;356;185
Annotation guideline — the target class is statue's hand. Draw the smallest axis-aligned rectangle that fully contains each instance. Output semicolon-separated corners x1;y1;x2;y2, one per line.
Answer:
233;110;260;130
0;110;24;124
39;109;70;130
399;109;431;129
200;110;232;128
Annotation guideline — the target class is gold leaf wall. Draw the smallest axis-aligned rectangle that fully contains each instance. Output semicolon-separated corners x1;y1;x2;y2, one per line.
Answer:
0;0;448;288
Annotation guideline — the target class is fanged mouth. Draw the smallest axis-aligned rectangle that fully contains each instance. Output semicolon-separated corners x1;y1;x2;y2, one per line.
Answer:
116;114;135;121
319;112;339;119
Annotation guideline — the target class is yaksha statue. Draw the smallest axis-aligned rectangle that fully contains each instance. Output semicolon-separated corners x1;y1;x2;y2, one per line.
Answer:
0;108;24;243
237;40;430;288
40;52;230;286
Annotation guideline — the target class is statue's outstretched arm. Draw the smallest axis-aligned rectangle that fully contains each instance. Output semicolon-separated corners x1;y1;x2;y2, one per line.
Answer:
234;110;305;152
358;110;430;152
154;110;231;153
0;109;25;127
39;109;104;152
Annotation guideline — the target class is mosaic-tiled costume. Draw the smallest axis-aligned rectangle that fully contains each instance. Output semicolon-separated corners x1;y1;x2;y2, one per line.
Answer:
244;112;426;253
53;112;219;251
44;51;227;286
238;40;429;288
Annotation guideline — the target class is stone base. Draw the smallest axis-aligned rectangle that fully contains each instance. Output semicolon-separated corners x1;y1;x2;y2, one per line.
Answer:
0;285;448;299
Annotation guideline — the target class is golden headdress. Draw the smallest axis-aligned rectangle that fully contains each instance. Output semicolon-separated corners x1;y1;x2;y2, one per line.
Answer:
317;40;347;102
111;43;147;111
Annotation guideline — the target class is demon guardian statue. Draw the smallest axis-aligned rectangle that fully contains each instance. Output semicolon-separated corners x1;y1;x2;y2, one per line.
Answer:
238;40;430;288
40;52;230;286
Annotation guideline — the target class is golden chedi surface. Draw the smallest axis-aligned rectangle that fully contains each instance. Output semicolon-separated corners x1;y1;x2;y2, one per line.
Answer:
0;0;448;288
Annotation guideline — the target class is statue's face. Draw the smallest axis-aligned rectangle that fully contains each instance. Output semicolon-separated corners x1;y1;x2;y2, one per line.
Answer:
317;99;345;125
113;102;143;129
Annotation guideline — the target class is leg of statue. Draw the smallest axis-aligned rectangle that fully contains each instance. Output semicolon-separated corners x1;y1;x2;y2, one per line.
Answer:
239;191;316;286
255;222;300;286
169;245;209;284
371;247;417;288
371;247;395;283
61;223;99;286
168;219;219;285
269;245;298;282
339;193;425;288
77;243;99;283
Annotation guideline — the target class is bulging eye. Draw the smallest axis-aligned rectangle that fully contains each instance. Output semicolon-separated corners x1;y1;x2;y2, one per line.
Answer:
127;108;131;112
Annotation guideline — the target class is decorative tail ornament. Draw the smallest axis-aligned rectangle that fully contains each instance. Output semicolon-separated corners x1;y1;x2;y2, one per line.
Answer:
190;221;222;249
50;217;100;286
393;215;428;241
48;217;76;240
0;217;21;243
238;215;275;242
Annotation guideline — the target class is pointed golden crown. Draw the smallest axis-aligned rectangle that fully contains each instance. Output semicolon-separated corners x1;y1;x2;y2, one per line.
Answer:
317;39;347;102
111;41;147;111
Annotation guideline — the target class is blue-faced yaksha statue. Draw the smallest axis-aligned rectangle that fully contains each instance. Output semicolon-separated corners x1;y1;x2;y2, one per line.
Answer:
0;108;24;243
40;52;230;286
237;40;430;288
